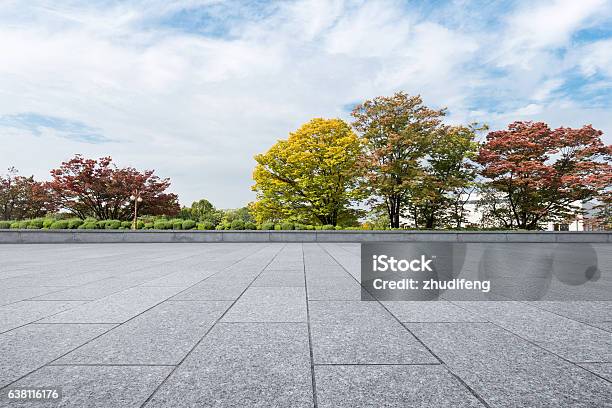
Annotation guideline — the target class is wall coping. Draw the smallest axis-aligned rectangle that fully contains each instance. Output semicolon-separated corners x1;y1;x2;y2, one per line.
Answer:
0;229;610;243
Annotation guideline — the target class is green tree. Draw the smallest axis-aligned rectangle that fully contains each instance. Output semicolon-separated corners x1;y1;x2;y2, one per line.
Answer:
352;92;446;228
252;118;363;226
408;124;482;228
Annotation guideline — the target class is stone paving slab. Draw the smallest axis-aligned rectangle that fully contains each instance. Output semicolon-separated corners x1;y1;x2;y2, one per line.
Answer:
0;300;86;333
144;323;314;408
39;287;183;324
315;365;484;408
2;365;172;407
457;301;612;362
0;323;115;388
222;287;307;322
406;322;612;407
0;243;610;408
0;287;68;306
382;300;488;322
54;301;231;365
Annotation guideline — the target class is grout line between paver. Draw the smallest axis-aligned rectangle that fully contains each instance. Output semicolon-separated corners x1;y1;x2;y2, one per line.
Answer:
138;243;287;408
0;243;276;392
302;243;319;408
317;243;493;408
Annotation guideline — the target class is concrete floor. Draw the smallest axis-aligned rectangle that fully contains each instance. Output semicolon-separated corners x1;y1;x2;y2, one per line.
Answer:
0;243;610;407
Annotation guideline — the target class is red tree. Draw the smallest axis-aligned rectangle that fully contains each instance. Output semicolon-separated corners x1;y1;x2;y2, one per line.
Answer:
477;121;612;229
0;167;57;220
49;155;180;220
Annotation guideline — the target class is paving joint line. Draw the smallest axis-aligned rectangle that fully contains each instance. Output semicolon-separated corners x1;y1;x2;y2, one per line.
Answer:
302;243;319;408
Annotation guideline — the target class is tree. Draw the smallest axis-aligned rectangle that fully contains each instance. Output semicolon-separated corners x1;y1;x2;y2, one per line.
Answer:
477;121;612;230
0;167;57;220
49;155;180;220
352;92;446;228
407;124;481;228
252;118;363;226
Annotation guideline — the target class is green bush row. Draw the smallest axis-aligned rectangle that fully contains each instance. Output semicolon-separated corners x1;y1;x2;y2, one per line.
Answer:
0;218;401;231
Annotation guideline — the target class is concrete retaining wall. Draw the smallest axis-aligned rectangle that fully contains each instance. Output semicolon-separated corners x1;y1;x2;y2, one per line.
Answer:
0;230;610;243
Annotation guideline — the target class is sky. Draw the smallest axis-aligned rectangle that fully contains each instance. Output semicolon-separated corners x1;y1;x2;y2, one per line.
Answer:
1;0;611;208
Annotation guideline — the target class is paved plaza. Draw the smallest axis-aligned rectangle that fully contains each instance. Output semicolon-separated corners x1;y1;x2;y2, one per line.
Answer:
0;243;610;407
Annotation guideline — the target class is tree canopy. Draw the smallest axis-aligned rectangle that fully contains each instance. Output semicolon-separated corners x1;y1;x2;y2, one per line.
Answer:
351;92;446;228
49;155;180;220
477;121;612;229
252;118;363;226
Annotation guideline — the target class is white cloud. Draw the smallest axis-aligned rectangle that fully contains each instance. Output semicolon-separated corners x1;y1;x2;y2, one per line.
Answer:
0;0;610;208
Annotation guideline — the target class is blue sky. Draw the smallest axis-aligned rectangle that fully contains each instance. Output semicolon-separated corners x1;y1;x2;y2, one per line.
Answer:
0;0;611;207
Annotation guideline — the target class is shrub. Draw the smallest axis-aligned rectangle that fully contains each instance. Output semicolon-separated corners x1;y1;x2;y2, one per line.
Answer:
306;225;315;230
120;221;132;229
274;224;281;230
18;220;30;229
50;220;69;229
182;220;197;230
260;222;275;230
10;222;19;229
230;219;245;230
136;220;145;229
27;219;45;229
335;226;344;230
280;221;294;230
68;219;83;229
197;221;215;230
79;222;97;229
244;221;256;230
43;218;55;228
293;223;305;230
0;221;11;229
321;224;335;230
171;219;183;230
103;220;121;229
144;222;154;229
154;220;170;230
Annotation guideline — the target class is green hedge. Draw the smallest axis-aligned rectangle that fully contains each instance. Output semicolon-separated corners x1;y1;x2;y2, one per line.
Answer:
230;219;245;230
0;221;11;229
50;220;69;229
260;222;275;230
280;221;294;230
68;219;83;229
182;219;197;230
197;221;215;230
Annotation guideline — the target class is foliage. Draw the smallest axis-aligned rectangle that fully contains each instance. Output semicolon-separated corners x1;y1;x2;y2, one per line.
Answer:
0;221;11;229
406;124;482;228
197;221;215;230
68;219;84;229
230;219;245;230
182;219;197;230
244;221;256;230
280;221;294;230
352;92;446;228
477;121;612;229
252;118;363;226
260;222;275;230
50;220;69;229
0;167;57;220
48;155;180;220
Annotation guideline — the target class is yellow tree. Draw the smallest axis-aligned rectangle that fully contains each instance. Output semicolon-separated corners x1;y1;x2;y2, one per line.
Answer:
252;118;363;226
